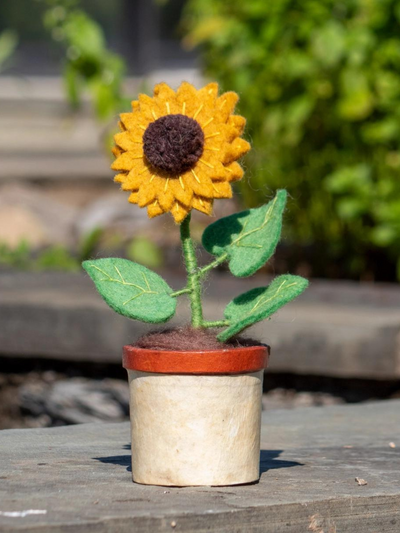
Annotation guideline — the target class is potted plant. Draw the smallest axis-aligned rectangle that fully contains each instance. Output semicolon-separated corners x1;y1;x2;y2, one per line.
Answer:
83;81;308;486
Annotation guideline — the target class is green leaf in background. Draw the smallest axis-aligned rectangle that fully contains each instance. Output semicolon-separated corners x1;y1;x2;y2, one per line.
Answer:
82;258;176;323
63;11;105;60
0;30;18;72
64;62;80;109
217;275;309;342
127;236;163;270
202;190;287;277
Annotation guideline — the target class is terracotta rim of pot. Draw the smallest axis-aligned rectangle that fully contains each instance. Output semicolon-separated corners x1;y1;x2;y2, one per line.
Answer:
123;344;270;375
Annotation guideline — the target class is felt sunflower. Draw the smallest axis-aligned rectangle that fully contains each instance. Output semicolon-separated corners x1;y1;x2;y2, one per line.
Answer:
111;82;250;223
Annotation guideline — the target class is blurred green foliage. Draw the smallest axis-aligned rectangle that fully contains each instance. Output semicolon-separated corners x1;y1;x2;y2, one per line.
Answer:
0;29;18;72
0;229;164;273
40;0;128;120
0;228;104;272
127;236;164;270
184;0;400;278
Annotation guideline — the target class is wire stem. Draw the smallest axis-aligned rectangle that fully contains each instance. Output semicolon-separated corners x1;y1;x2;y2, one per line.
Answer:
180;214;203;328
170;288;191;298
202;320;230;328
197;253;228;278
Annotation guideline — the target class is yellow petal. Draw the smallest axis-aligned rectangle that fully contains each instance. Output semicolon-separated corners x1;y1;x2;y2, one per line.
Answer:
112;145;124;158
169;179;194;206
171;201;190;224
137;177;161;207
138;93;163;121
114;172;128;184
120;112;140;130
192;195;213;216
183;169;216;198
153;83;180;114
176;81;200;117
210;180;233;199
191;158;229;183
217;92;239;121
111;152;145;171
114;131;142;152
228;115;246;136
147;200;164;218
199;82;219;100
156;190;176;211
119;169;144;191
128;192;139;204
223;138;251;164
223;161;244;182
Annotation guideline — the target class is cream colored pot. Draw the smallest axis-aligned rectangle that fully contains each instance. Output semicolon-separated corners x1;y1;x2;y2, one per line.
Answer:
123;345;269;487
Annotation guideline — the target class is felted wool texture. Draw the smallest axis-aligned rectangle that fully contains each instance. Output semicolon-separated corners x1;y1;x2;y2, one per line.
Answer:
111;81;251;223
82;258;176;323
143;114;204;174
217;274;309;342
202;189;287;278
135;326;262;351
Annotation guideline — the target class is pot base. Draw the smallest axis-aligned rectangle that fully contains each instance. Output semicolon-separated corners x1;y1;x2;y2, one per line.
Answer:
128;370;264;487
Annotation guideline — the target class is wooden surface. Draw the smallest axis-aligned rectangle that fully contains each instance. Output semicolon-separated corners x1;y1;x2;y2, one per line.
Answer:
2;272;400;379
1;400;399;532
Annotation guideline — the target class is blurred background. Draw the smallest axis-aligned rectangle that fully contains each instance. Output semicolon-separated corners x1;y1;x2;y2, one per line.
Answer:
1;0;400;429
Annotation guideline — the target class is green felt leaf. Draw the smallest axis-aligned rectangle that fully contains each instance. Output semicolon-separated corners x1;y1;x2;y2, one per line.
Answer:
82;258;176;323
202;190;287;277
217;274;309;342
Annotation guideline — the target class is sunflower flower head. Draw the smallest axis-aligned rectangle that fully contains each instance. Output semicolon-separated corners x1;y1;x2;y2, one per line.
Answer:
111;81;250;223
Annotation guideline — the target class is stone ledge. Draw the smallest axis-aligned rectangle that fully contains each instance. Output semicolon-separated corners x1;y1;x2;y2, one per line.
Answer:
0;400;399;532
1;272;400;379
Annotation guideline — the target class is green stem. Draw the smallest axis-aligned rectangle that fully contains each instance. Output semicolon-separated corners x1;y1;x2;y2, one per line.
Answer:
180;214;203;328
170;288;191;298
203;320;230;328
197;253;228;278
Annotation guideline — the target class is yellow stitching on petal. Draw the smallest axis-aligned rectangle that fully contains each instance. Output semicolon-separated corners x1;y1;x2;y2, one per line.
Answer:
164;178;169;192
139;166;149;174
205;132;220;139
225;167;233;173
139;125;146;130
166;102;171;114
199;197;204;206
193;104;203;120
220;100;227;107
204;147;220;152
182;102;186;115
153;200;158;206
212;183;220;193
150;174;155;182
202;117;214;128
151;109;158;120
199;159;214;169
191;169;201;183
179;176;185;190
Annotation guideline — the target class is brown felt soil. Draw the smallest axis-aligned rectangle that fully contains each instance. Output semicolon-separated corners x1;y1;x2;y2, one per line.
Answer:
134;326;262;351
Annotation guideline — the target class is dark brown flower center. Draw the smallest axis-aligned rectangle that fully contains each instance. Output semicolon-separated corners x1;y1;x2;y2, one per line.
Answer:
143;114;204;175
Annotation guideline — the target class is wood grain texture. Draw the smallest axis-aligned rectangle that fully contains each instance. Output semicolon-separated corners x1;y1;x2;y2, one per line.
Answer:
0;400;399;532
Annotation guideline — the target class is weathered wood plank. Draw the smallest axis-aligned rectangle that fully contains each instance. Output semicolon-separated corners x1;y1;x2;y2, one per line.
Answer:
0;401;399;532
1;272;400;378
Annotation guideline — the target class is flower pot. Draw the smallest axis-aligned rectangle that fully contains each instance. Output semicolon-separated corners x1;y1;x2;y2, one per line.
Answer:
123;344;269;487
